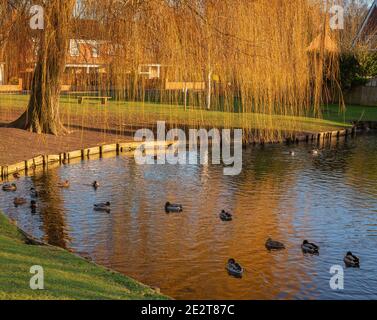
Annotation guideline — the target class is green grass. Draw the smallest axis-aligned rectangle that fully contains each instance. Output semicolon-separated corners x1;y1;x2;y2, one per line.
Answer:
323;104;377;123
0;212;168;300
0;94;362;134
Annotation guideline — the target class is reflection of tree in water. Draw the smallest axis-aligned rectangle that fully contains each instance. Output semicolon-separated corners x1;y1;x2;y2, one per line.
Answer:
310;136;377;196
344;135;377;195
31;170;69;248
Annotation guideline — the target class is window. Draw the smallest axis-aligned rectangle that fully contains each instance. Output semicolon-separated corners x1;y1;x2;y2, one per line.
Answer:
92;44;100;58
70;40;80;57
0;64;4;85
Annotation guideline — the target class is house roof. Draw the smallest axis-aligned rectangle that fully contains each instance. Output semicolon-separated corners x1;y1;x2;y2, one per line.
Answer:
353;0;377;48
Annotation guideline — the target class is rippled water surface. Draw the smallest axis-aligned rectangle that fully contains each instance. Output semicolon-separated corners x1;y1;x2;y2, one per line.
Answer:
1;134;377;300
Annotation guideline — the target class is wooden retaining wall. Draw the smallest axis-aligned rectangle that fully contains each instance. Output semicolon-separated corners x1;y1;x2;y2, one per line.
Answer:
0;140;174;181
1;124;374;181
284;127;356;145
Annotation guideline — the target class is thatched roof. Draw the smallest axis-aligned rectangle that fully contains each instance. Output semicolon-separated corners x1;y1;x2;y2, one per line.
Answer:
306;34;339;54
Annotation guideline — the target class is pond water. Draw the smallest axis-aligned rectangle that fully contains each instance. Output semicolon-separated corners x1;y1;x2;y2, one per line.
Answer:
1;134;377;300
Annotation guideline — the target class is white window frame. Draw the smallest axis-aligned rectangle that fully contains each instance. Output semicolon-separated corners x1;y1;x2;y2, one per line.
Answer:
0;63;4;85
70;39;80;57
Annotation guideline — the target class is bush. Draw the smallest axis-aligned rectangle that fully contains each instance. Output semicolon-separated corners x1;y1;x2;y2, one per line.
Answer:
340;52;377;91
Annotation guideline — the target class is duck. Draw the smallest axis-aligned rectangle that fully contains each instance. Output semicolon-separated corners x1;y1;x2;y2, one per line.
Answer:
265;238;286;251
94;202;111;212
289;151;296;156
30;200;37;210
220;210;233;222
13;172;21;179
92;181;100;189
165;202;183;213
2;183;17;192
14;197;27;206
30;188;39;198
344;252;360;268
226;259;244;277
58;180;70;188
311;149;319;155
301;240;319;255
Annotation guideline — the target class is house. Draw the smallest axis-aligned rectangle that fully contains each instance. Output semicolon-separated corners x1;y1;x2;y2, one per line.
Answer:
353;0;377;51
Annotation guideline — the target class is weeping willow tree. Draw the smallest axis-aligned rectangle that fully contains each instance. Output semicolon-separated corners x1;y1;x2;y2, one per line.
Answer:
10;0;76;134
5;0;343;140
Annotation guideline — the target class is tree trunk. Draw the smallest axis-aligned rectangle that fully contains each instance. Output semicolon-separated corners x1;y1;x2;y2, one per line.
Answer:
10;1;75;135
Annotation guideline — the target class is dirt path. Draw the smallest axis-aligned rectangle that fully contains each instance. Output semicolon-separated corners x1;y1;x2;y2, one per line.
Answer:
0;126;133;166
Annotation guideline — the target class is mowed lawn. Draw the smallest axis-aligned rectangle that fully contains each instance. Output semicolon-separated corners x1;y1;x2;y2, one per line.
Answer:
0;213;168;300
323;104;377;123
0;94;355;134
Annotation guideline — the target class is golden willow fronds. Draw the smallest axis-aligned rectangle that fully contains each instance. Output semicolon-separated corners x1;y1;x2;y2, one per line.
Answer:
3;0;343;141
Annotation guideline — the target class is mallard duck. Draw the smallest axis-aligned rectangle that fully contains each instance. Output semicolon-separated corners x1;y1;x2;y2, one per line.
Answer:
58;180;70;188
13;172;21;179
220;210;233;222
289;151;296;156
30;188;39;198
94;202;111;212
14;198;27;206
2;183;17;192
92;181;100;189
301;240;319;255
344;252;360;268
30;200;37;209
265;238;286;250
226;259;244;277
165;202;183;213
311;149;319;155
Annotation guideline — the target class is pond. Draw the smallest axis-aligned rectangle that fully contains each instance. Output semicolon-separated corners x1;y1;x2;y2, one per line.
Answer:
1;133;377;300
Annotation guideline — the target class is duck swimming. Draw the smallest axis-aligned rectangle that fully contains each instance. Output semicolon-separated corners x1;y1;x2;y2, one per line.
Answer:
2;184;17;192
14;198;27;206
226;259;244;277
94;202;111;212
165;202;183;213
344;252;360;268
289;151;296;156
92;181;100;189
30;188;39;198
13;172;21;179
265;238;286;251
30;200;37;209
311;149;319;155
220;210;233;222
58;180;70;188
301;240;319;255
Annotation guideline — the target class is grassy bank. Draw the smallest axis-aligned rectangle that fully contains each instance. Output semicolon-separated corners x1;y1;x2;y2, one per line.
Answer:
0;94;350;134
323;104;377;123
0;212;168;300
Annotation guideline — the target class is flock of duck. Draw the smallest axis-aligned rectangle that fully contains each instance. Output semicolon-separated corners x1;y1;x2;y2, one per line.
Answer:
164;200;360;278
227;238;360;278
2;164;360;279
2;178;110;213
